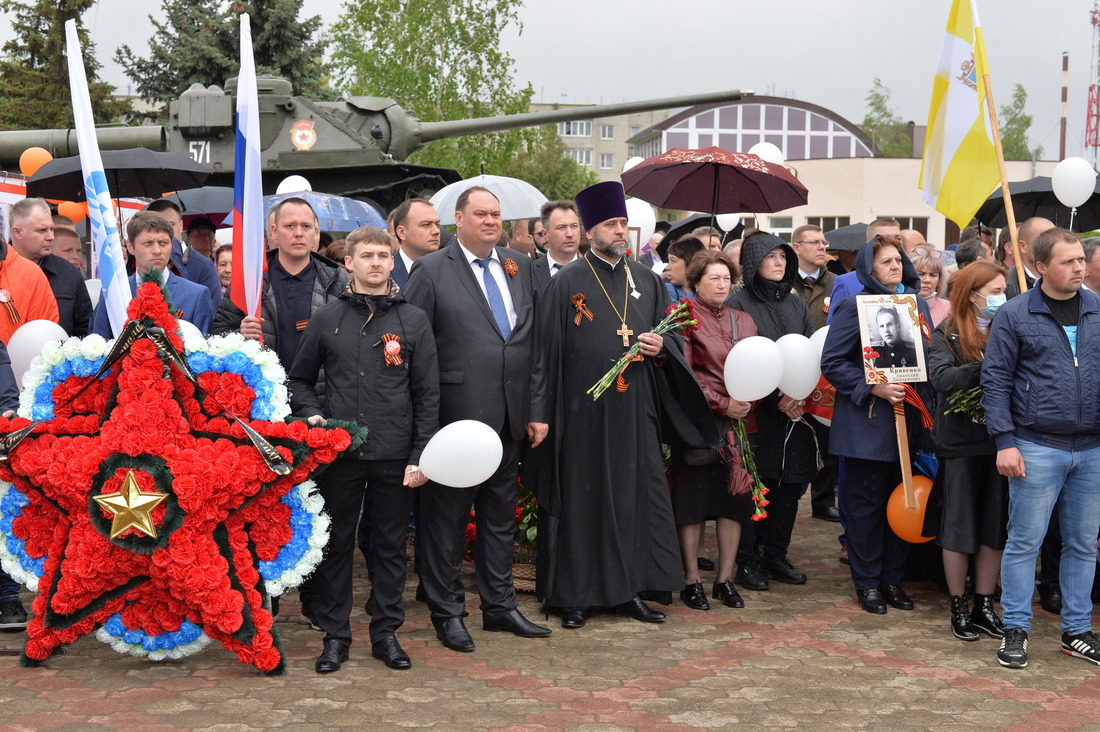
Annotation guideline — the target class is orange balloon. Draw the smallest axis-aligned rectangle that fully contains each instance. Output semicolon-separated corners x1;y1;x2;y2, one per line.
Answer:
887;475;936;544
57;201;88;223
19;147;53;178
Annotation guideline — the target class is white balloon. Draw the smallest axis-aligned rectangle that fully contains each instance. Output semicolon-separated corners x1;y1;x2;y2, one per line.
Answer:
748;142;786;167
723;336;783;402
625;198;656;249
85;279;102;309
176;319;204;344
715;213;741;232
809;325;830;359
1052;157;1097;208
622;156;645;173
775;334;821;401
276;175;312;195
419;420;503;488
8;320;68;384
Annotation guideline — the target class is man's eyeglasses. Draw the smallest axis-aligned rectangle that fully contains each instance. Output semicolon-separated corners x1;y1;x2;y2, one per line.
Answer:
795;240;828;248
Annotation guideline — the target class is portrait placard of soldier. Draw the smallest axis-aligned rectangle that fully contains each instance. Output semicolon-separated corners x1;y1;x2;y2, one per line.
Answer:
854;294;927;383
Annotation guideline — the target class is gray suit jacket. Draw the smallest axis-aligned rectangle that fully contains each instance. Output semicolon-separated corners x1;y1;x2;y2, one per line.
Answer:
404;242;541;441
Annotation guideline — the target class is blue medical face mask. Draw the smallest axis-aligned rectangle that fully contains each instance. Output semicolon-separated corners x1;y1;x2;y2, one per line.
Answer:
978;292;1006;318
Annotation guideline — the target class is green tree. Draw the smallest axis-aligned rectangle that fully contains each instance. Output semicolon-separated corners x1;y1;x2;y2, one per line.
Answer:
499;126;598;201
861;78;911;158
329;0;535;177
998;83;1042;161
0;0;129;130
115;0;334;110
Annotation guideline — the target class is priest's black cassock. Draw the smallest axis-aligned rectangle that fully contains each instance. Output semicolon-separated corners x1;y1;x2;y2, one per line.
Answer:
528;250;716;609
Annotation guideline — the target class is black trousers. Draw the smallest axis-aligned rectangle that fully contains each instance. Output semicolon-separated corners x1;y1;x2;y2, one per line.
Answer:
843;456;909;590
809;419;838;513
311;455;409;647
754;479;807;562
419;430;520;624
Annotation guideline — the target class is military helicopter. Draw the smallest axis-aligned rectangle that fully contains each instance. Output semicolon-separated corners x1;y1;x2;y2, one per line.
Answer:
0;76;750;211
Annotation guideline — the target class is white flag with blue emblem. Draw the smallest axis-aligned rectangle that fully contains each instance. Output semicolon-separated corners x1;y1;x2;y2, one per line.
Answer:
65;20;131;337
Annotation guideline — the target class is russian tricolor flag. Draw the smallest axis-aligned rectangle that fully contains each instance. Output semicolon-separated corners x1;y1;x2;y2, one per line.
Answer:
231;13;265;320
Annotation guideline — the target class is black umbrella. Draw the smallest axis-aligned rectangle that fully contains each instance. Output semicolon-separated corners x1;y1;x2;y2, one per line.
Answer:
26;148;211;202
973;176;1100;231
824;222;870;252
161;186;234;227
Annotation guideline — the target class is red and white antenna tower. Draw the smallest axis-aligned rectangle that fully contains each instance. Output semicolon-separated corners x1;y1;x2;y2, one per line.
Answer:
1086;2;1100;165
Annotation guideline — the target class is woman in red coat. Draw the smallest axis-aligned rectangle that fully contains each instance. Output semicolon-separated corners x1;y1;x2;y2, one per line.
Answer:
671;250;758;611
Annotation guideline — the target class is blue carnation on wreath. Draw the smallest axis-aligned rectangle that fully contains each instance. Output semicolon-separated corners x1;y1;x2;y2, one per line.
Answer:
1;332;330;662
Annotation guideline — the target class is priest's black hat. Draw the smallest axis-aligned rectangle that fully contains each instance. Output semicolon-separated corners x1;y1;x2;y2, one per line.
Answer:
575;181;628;230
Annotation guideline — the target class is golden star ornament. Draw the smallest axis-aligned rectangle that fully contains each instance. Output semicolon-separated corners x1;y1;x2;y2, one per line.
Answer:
93;470;168;540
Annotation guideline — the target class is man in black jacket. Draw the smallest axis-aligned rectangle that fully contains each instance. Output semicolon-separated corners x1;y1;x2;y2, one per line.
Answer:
9;198;91;336
289;226;439;673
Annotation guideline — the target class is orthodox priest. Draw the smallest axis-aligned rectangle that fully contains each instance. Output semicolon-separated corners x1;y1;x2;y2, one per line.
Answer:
527;181;716;630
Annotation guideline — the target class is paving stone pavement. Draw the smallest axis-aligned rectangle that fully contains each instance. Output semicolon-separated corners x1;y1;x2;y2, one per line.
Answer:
1;494;1098;731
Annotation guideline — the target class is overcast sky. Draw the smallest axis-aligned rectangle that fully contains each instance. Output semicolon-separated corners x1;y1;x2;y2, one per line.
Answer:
0;0;1094;160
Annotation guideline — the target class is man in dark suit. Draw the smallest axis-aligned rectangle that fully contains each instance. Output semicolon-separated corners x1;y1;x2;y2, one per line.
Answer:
144;199;223;311
404;186;551;652
531;200;581;295
391;199;441;289
91;212;213;337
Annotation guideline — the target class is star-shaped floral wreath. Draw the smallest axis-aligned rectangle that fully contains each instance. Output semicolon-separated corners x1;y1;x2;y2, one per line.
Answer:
0;279;362;673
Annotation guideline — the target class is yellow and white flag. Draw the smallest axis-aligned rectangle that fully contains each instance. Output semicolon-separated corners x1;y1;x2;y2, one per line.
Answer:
918;0;999;226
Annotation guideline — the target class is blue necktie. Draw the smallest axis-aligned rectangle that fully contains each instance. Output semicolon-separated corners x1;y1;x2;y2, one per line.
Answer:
475;257;512;339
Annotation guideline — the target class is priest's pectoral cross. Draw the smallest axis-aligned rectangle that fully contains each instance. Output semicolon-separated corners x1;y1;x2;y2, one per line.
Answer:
616;323;633;347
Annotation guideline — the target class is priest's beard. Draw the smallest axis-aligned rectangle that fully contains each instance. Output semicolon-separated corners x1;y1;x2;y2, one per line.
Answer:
591;232;628;259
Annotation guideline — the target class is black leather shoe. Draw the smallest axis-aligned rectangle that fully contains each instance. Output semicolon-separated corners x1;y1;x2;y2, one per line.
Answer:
761;556;807;585
696;557;715;571
971;594;1005;639
483;609;552;637
857;588;888;614
881;584;914;610
812;506;841;522
1038;584;1063;615
371;634;411;669
712;581;744;608
434;617;475;652
315;639;349;673
734;562;770;591
680;582;710;610
616;597;666;623
561;608;588;629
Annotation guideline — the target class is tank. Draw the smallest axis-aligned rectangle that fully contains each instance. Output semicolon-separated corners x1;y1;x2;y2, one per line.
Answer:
0;76;750;210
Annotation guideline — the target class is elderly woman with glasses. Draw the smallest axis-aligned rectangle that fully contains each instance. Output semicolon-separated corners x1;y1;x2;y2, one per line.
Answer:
671;250;757;611
911;246;951;326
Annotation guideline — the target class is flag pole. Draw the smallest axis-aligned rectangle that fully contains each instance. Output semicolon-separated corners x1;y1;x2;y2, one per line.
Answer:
979;72;1026;293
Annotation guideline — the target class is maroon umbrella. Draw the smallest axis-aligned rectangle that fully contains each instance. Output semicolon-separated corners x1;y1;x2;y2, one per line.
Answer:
621;146;808;215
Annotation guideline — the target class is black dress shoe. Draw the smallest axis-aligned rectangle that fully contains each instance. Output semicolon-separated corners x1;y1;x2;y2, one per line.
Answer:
615;597;666;623
734;562;770;591
812;505;841;522
434;617;475;652
712;581;744;608
696;557;715;571
371;634;411;669
561;608;588;629
760;556;807;585
857;588;888;614
483;609;552;637
881;584;914;610
680;582;710;610
315;639;349;673
1038;584;1063;615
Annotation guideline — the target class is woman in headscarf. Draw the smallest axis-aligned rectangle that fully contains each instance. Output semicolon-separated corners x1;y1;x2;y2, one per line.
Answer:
821;235;934;614
729;233;819;587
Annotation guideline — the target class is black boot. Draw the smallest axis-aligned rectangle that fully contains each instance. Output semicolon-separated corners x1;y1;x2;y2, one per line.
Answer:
950;595;979;641
970;593;1005;639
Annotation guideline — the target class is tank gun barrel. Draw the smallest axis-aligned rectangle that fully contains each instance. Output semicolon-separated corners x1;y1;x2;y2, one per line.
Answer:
418;90;752;145
0;126;167;168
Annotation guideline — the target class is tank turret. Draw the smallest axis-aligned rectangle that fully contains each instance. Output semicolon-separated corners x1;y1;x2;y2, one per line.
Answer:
0;78;751;209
